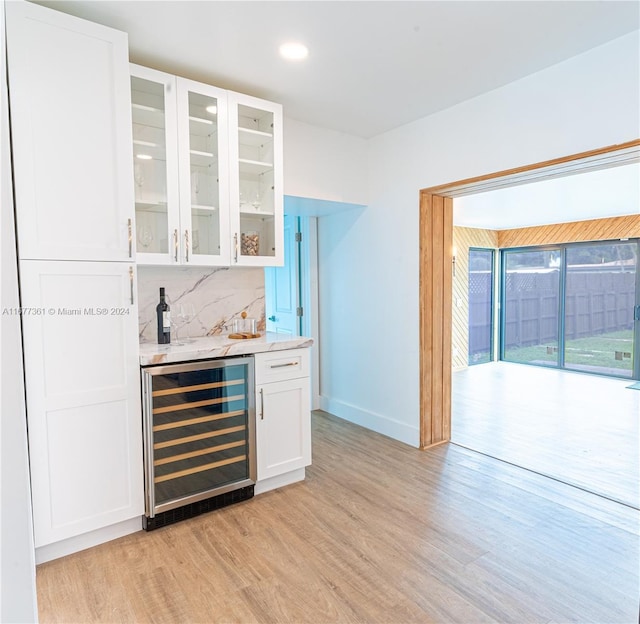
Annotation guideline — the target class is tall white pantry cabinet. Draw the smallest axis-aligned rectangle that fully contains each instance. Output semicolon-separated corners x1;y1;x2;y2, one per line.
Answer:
5;1;143;558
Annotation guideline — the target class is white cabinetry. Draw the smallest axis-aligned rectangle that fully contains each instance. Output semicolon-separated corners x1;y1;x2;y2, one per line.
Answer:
254;349;311;489
5;1;135;262
229;92;283;267
19;261;143;548
131;65;230;265
6;1;143;560
130;64;283;267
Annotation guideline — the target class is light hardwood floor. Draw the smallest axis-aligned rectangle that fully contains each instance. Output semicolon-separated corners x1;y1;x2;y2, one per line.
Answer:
452;361;640;509
37;411;639;623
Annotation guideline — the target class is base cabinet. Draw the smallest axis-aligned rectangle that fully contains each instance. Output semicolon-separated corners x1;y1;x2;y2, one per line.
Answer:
254;349;311;483
19;261;144;548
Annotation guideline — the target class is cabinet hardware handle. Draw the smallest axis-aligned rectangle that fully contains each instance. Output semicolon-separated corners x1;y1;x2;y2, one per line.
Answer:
269;362;298;369
127;219;133;258
173;229;179;263
129;266;134;304
234;233;238;263
185;230;190;262
259;387;264;420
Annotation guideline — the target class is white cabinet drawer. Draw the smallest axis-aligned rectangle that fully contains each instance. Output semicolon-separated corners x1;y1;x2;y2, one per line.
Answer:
254;348;310;384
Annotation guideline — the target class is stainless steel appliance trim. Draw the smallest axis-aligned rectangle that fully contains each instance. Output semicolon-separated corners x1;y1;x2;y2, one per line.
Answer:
141;369;156;517
246;358;257;483
142;355;256;517
153;477;255;515
144;356;252;377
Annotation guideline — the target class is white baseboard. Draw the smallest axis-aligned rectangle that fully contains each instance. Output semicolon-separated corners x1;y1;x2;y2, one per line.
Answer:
318;396;419;448
35;516;142;564
35;470;310;563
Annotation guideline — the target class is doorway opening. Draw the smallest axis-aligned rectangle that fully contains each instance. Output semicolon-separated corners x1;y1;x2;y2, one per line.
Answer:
419;140;640;506
265;197;339;410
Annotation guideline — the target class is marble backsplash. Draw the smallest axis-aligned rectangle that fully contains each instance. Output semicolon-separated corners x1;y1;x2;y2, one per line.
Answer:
137;265;265;344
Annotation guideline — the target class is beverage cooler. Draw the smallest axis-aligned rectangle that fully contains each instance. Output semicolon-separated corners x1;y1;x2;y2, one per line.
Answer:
141;356;255;530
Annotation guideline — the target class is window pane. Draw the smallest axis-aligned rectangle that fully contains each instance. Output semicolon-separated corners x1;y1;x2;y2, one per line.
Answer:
468;249;494;365
564;242;636;377
503;249;560;366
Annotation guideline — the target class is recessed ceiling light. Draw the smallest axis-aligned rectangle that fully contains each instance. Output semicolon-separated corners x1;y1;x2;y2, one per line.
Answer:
136;154;152;160
279;42;308;61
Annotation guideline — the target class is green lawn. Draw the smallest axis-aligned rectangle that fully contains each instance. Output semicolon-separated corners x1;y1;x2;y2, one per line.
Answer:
503;329;633;372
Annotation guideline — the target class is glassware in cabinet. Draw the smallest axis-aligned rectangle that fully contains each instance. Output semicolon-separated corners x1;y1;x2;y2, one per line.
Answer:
130;65;179;264
177;79;230;265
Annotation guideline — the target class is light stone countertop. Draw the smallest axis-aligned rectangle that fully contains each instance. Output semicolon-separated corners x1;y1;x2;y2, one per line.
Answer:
139;332;313;366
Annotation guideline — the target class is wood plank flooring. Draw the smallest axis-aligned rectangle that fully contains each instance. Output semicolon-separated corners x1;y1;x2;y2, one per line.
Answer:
452;361;640;508
36;411;639;623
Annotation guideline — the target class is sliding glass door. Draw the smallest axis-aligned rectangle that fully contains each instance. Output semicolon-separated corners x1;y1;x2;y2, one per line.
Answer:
564;241;637;378
501;240;639;379
502;248;561;367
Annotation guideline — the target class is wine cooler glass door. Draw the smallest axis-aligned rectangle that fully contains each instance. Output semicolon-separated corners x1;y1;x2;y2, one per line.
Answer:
142;357;255;517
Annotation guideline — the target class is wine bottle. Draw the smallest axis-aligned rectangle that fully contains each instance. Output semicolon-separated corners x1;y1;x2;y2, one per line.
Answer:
156;287;171;344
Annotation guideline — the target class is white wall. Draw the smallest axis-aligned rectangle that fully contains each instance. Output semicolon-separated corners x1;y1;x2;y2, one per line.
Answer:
283;118;368;206
0;0;39;618
318;31;640;446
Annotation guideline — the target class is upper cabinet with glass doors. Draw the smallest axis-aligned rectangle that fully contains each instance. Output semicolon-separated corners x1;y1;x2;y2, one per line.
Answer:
131;65;228;265
131;66;178;264
228;93;283;266
130;64;282;267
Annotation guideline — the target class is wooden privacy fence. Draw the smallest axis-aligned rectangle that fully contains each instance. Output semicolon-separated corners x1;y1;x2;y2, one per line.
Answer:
469;270;635;356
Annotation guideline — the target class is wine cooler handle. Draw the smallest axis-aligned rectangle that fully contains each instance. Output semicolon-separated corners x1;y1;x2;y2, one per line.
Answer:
259;387;264;420
234;233;239;263
129;266;134;304
185;230;190;263
127;218;133;258
174;229;179;263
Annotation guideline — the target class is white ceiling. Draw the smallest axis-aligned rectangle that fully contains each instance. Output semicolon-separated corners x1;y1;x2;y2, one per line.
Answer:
35;0;640;139
453;162;640;230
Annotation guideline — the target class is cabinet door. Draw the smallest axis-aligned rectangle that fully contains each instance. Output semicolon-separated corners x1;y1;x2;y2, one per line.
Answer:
5;2;135;262
176;78;230;266
256;377;311;480
130;65;180;265
19;261;143;547
228;92;284;267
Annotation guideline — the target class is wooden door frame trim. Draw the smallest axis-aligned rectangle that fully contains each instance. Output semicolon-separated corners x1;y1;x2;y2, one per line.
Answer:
418;139;640;450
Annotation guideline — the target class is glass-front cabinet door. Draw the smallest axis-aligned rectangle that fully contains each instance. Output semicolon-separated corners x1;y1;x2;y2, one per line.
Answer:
228;93;283;266
130;65;179;265
130;66;283;267
177;78;229;265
